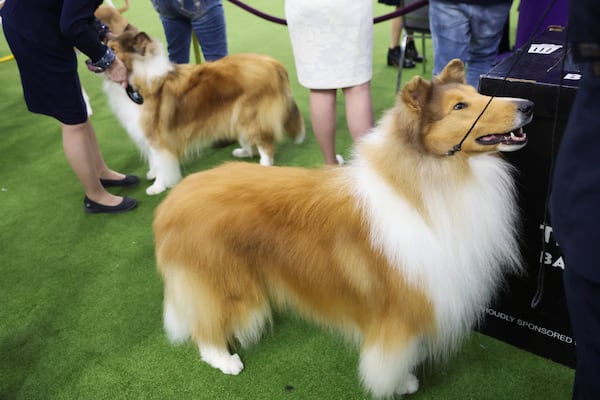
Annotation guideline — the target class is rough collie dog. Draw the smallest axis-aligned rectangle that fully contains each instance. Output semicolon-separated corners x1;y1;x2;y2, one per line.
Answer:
104;30;305;195
153;60;532;398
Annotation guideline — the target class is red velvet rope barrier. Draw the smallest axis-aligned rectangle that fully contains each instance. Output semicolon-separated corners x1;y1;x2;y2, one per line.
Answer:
226;0;430;26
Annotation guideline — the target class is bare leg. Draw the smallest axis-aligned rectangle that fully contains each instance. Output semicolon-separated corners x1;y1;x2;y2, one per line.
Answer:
85;122;126;182
61;120;124;206
342;81;374;141
309;88;339;165
390;15;403;49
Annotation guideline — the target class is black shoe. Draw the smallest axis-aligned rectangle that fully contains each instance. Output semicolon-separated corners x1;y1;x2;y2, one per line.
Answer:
211;139;237;149
100;174;139;188
387;46;401;67
387;46;416;68
402;57;416;69
406;40;423;63
84;196;138;214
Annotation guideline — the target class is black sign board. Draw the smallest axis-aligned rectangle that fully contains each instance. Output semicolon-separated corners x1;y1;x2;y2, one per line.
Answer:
477;27;578;368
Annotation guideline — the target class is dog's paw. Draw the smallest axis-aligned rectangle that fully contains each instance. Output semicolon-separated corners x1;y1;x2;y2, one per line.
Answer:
146;183;166;195
146;170;156;181
396;373;419;395
219;353;244;375
232;148;252;158
200;346;244;375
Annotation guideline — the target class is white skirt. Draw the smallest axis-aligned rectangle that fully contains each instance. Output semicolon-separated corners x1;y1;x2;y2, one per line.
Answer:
285;0;373;89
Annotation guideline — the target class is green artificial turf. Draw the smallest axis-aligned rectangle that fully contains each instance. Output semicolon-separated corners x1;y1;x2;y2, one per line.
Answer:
0;1;574;399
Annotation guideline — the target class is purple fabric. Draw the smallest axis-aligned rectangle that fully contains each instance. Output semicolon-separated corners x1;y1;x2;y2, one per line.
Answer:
515;0;568;49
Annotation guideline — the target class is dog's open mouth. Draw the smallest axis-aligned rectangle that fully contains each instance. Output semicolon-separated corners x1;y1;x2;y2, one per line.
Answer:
476;128;528;146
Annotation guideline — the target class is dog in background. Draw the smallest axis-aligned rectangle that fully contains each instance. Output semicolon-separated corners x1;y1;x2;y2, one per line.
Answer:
153;59;532;398
94;0;130;35
103;30;305;195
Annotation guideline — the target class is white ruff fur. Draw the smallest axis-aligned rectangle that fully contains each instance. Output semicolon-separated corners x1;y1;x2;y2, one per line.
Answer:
359;342;420;397
103;42;182;195
347;128;521;359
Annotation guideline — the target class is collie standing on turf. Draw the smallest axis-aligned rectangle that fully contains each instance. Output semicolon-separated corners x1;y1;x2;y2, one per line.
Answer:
1;0;138;214
153;60;533;398
285;0;374;165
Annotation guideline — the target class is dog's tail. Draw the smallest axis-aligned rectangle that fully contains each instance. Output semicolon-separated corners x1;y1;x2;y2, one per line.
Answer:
104;0;130;14
274;66;305;144
284;100;305;144
117;0;130;14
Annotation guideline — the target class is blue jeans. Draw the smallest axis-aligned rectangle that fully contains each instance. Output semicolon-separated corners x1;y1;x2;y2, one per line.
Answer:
429;0;511;88
150;0;228;63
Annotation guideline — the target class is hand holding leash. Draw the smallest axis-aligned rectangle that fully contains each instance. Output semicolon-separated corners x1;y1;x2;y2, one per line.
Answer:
104;57;128;88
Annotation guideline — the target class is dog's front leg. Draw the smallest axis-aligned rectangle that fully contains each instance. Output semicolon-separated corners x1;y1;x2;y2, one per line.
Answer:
146;147;181;195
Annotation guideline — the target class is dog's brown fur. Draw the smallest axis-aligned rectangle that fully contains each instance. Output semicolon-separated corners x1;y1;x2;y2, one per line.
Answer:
153;60;533;397
105;30;305;195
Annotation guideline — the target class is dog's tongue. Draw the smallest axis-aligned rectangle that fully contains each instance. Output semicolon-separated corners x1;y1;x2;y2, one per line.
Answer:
478;129;527;145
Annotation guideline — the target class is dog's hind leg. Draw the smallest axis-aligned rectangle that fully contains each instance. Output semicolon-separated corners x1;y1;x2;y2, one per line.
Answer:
256;145;274;166
161;265;246;375
358;330;422;398
198;341;244;375
232;137;253;159
146;147;181;195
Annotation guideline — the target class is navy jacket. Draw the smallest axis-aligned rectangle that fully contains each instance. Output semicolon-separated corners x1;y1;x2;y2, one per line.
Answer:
1;0;106;62
569;0;600;61
550;0;600;284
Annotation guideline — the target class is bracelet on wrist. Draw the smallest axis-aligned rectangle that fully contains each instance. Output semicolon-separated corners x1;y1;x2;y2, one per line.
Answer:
86;47;116;73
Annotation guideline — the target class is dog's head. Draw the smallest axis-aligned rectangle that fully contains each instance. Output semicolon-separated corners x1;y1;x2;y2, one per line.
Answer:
397;59;532;156
107;30;163;71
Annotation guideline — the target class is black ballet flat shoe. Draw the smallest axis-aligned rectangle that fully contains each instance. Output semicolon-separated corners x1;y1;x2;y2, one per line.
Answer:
84;196;138;214
100;174;139;188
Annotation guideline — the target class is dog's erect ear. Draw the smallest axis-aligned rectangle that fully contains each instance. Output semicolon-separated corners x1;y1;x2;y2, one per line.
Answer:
400;76;431;113
132;32;152;55
435;59;466;85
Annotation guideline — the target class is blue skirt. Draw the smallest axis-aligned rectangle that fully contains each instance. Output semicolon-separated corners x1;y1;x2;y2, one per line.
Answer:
3;23;88;125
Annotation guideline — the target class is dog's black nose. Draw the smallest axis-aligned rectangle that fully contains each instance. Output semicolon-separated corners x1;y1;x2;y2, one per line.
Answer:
518;99;534;117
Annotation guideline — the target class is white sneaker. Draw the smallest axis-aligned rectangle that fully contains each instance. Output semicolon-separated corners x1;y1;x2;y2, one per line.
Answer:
335;154;345;165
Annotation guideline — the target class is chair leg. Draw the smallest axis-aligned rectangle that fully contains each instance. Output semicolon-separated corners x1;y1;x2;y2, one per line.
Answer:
395;31;409;93
420;34;428;74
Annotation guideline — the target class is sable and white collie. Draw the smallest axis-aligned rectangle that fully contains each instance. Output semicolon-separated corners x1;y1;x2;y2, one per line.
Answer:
104;30;305;195
153;60;532;398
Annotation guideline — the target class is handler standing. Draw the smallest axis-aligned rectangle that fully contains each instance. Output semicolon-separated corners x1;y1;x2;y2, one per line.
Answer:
1;0;138;214
550;0;600;398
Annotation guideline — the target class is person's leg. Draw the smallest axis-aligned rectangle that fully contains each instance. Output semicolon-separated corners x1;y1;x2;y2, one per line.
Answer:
62;121;123;206
84;121;126;182
310;89;339;165
159;15;193;63
563;268;600;400
428;1;470;78
390;15;403;49
465;2;511;88
342;81;373;141
387;12;415;68
191;2;228;62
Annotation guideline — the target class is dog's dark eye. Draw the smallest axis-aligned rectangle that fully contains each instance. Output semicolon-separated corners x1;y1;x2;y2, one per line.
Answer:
453;102;467;110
